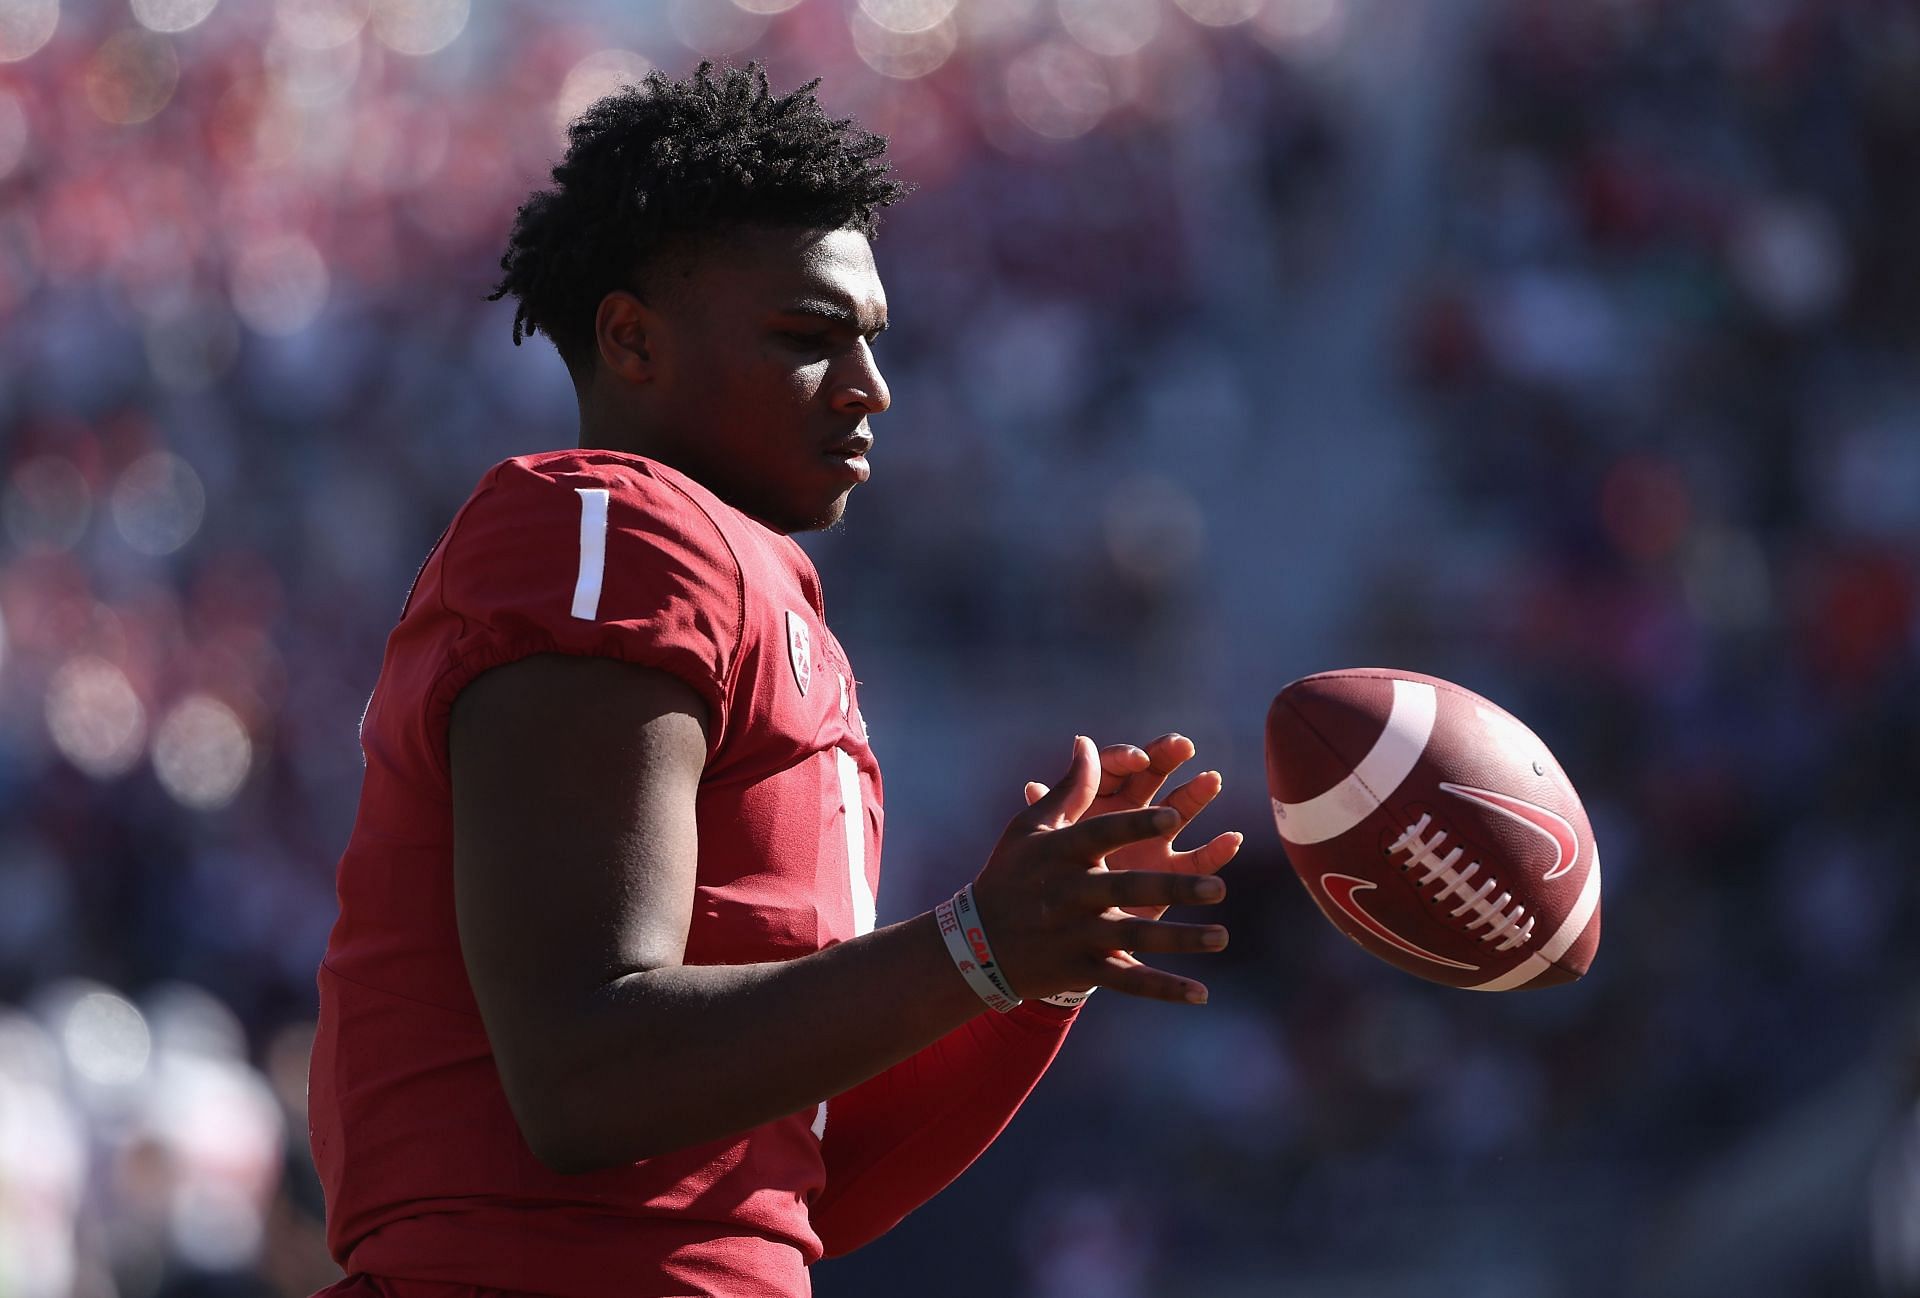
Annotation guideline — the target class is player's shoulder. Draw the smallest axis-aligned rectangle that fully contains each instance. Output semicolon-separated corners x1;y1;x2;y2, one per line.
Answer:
476;448;727;527
445;448;813;625
481;448;814;588
453;449;746;565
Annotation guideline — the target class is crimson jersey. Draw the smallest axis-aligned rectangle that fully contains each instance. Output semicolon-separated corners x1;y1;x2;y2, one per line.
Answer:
310;450;885;1296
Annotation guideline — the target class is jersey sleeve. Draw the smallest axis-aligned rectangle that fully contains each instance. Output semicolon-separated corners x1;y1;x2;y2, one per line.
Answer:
809;1000;1079;1257
428;456;744;756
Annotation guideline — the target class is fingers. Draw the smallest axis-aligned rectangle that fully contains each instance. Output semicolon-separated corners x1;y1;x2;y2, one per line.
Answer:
1099;914;1229;955
1143;732;1197;776
1114;732;1197;809
1027;736;1216;816
1050;804;1180;858
1079;867;1225;911
1163;769;1222;829
1023;736;1099;830
980;780;1229;1007
1096;743;1149;797
1172;830;1243;876
1097;951;1209;1005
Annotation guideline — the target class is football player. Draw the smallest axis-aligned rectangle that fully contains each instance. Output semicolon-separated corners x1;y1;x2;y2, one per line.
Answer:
307;64;1241;1298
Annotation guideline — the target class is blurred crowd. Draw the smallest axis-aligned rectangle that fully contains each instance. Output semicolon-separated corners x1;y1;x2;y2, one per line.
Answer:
0;0;1914;1296
1378;1;1920;1292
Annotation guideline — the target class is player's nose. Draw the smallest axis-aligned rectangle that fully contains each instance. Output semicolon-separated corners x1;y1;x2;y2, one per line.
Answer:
830;340;890;416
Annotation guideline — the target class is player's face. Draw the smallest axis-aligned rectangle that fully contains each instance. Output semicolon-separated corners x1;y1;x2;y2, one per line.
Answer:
649;225;890;533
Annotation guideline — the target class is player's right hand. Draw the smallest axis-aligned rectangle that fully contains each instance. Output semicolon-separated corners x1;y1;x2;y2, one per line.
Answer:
969;735;1228;1006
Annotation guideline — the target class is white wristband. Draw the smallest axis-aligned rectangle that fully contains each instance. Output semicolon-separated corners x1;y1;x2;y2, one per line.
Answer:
1040;987;1095;1009
936;884;1021;1013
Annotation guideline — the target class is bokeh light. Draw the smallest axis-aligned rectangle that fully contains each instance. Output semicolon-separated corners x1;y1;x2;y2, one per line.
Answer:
370;0;468;57
146;984;248;1062
0;1009;84;1295
152;695;253;811
83;29;180;125
144;1046;285;1270
956;0;1043;44
348;92;450;193
553;48;652;137
1058;0;1161;58
230;232;330;336
265;30;363;106
275;0;370;50
669;0;769;55
0;88;28;180
858;0;957;35
1112;22;1222;121
0;0;58;63
1254;0;1345;51
1103;475;1206;582
1174;0;1263;26
130;0;219;35
3;455;91;552
45;657;147;779
851;9;957;80
1730;196;1848;325
1004;39;1110;140
60;990;151;1087
172;1176;267;1270
0;1007;62;1087
215;76;299;168
731;0;803;12
111;452;206;557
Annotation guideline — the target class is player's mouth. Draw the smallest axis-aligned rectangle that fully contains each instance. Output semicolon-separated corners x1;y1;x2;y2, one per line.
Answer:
823;432;873;484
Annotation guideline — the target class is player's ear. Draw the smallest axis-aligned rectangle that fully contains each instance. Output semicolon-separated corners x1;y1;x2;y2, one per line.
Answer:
594;288;657;386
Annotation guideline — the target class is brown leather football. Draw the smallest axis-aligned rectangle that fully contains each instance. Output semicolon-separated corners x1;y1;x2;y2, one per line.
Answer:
1265;668;1601;990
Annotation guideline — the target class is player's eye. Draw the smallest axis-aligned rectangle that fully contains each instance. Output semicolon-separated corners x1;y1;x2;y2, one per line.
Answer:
780;329;832;350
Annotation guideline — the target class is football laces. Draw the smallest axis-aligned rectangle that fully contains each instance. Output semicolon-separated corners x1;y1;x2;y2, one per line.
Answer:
1388;813;1536;951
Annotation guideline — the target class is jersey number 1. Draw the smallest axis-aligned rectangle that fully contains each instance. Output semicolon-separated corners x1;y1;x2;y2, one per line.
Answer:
814;745;875;1142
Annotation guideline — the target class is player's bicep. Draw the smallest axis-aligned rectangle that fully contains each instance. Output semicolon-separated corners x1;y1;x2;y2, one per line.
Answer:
449;654;709;1125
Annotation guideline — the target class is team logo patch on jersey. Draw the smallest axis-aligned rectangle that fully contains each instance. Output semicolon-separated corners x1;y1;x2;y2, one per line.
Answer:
786;610;811;696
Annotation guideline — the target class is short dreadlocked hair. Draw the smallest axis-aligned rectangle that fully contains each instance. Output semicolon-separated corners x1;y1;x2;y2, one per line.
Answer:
489;62;907;378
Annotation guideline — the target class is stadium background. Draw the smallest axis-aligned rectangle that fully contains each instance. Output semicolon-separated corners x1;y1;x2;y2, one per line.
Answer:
1;0;1917;1294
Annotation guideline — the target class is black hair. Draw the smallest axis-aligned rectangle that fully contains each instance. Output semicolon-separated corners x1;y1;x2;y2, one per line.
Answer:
489;62;907;376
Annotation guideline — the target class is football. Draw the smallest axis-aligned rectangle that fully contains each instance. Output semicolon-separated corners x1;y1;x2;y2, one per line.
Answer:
1265;668;1601;991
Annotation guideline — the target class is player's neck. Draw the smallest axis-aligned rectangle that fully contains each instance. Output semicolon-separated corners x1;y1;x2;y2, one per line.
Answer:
576;406;732;511
575;389;664;460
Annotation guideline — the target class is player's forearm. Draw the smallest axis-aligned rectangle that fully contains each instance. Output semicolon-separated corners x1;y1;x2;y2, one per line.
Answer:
514;909;984;1172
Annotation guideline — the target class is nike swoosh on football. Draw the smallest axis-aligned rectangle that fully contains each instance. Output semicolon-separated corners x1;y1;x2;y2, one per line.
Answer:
1319;874;1479;971
1439;782;1580;881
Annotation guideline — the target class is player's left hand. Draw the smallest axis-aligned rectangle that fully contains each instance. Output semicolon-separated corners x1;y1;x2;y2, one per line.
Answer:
1024;733;1242;920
